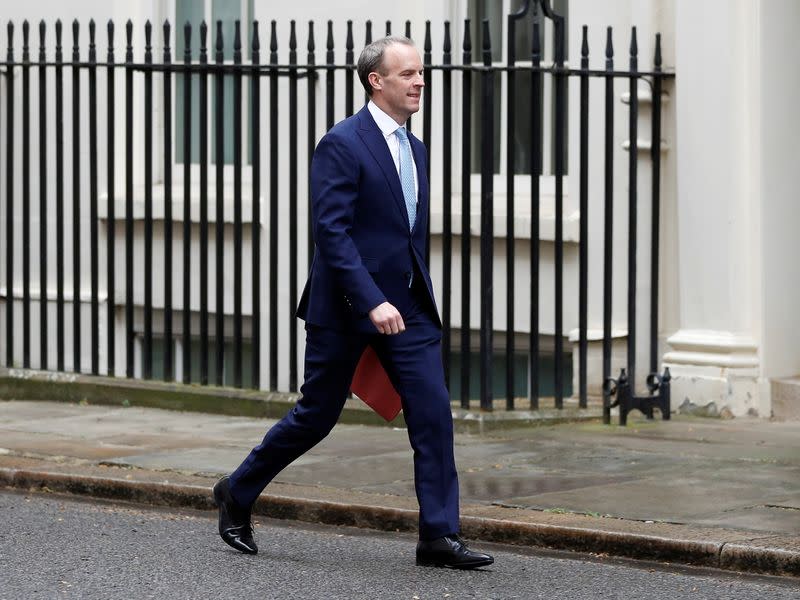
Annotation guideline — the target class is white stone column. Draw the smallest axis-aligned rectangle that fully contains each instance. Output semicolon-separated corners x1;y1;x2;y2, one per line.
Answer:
663;0;764;416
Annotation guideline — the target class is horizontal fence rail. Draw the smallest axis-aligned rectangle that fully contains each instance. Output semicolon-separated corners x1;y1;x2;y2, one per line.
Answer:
0;2;674;422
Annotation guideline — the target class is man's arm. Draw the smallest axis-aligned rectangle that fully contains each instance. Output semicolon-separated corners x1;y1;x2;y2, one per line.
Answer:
309;132;387;317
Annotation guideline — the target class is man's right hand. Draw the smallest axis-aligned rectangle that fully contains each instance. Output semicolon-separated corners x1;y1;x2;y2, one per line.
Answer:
369;302;406;335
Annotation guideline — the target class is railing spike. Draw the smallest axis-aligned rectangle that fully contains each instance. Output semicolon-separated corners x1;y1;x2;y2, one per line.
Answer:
39;20;46;50
71;20;79;56
630;26;638;57
234;19;241;52
463;18;471;53
405;20;411;40
253;21;260;52
307;21;314;53
145;20;152;49
443;21;451;56
481;19;491;61
22;20;30;55
89;19;96;60
289;20;297;51
654;32;662;68
605;26;613;60
345;20;353;50
385;20;391;36
532;20;540;58
215;20;223;54
199;21;207;53
270;20;277;54
365;20;372;46
581;24;588;58
326;20;333;51
184;22;191;55
107;20;114;50
424;20;431;52
125;19;133;53
163;20;171;49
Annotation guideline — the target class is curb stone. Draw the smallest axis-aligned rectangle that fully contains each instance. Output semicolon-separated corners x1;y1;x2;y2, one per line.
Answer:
2;468;798;578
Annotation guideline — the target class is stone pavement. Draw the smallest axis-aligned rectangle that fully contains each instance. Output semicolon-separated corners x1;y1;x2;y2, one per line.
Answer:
1;399;799;577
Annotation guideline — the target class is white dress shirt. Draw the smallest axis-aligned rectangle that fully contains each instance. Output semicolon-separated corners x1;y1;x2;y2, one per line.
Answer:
367;100;419;199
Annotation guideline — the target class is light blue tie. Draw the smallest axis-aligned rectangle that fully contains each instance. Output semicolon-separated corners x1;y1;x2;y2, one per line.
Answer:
395;127;416;231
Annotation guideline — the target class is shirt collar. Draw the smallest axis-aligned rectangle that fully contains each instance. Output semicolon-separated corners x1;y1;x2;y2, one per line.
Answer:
368;100;406;138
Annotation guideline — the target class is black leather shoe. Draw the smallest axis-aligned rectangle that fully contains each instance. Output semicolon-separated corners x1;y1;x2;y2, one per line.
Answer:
416;535;494;569
213;475;258;555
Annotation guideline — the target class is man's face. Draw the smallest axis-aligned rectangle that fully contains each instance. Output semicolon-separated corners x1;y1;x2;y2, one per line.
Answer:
370;43;424;124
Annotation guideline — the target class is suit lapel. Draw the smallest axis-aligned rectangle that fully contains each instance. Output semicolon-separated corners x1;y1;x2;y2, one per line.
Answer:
356;108;411;230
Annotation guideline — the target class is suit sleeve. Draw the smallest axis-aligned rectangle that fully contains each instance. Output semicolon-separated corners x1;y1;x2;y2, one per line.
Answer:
310;132;387;316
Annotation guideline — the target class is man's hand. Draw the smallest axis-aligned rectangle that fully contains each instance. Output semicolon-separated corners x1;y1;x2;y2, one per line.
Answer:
369;302;406;335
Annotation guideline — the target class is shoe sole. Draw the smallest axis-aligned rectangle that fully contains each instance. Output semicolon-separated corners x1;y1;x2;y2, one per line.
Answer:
416;558;494;570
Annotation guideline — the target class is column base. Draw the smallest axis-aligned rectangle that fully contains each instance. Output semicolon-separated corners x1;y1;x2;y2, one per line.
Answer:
663;329;767;418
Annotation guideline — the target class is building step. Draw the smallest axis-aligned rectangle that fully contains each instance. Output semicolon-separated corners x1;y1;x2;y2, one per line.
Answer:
771;376;800;420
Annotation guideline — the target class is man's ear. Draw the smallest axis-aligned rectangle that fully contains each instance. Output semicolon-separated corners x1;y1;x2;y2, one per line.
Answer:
368;71;381;92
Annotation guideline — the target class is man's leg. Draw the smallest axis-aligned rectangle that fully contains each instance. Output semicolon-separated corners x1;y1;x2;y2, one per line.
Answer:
227;324;368;509
373;309;493;568
373;311;460;540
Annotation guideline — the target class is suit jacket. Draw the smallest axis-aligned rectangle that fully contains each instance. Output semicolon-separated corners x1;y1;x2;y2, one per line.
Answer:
297;105;441;333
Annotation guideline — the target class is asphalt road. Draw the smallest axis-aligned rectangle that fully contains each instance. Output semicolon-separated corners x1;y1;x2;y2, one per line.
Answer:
1;491;797;600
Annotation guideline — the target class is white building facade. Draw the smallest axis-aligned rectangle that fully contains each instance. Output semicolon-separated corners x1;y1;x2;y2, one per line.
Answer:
0;0;798;417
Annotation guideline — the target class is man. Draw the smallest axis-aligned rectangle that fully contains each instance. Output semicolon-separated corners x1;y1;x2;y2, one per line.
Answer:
213;36;493;570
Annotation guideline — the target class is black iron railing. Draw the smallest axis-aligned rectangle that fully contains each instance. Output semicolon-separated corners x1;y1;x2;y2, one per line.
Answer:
0;1;674;422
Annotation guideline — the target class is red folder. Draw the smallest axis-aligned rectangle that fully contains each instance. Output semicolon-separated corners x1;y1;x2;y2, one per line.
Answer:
350;346;402;422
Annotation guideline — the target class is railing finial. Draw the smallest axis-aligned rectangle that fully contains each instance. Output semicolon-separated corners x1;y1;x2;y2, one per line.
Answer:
215;20;223;55
326;20;334;52
163;20;171;52
39;20;46;52
234;19;242;54
424;21;431;53
270;20;277;55
481;19;491;64
199;21;208;55
71;20;79;60
581;25;588;59
22;20;30;60
654;32;662;69
183;22;191;57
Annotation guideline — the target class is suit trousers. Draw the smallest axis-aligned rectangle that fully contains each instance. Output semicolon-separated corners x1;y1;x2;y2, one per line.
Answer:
228;285;460;540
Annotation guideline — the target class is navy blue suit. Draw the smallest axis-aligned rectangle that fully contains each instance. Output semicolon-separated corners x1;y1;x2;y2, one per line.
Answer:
228;105;459;540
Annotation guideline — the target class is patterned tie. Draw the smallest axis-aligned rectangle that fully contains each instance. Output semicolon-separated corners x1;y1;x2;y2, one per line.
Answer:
395;126;417;231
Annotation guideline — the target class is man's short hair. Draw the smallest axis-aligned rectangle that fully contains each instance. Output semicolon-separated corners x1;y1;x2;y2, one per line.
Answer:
357;36;415;97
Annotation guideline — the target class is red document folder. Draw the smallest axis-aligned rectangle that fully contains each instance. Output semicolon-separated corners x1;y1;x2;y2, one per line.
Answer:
350;346;402;422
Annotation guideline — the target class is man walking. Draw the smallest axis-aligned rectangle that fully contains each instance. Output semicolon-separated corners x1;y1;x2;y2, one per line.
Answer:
213;36;493;570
